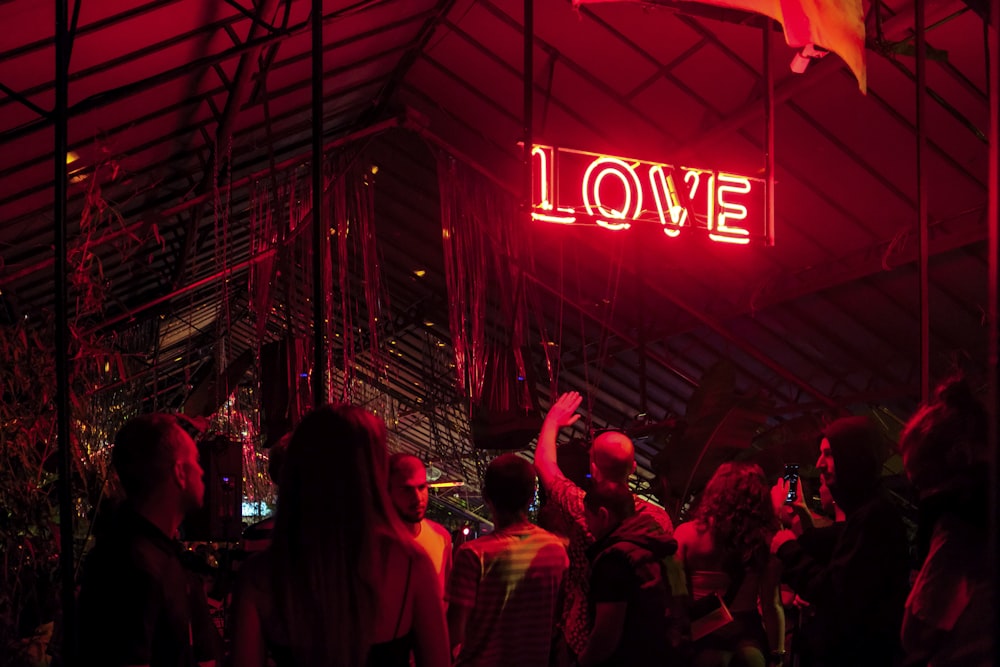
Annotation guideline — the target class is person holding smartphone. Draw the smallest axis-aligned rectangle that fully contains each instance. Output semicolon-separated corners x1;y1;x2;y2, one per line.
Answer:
769;417;909;667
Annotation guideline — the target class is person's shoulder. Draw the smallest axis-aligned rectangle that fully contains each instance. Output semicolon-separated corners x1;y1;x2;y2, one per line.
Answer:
636;497;674;529
547;475;585;505
425;518;452;543
673;520;696;541
526;523;567;545
528;527;570;567
94;528;174;582
853;494;907;532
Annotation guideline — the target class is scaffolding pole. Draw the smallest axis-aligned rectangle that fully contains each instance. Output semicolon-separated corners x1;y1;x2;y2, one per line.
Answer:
987;2;999;663
54;0;76;662
311;0;327;406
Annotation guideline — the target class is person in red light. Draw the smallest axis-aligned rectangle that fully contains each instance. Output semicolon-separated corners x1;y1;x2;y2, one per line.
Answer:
533;391;674;664
674;462;785;667
898;376;992;666
578;481;676;667
230;405;449;667
77;413;219;667
770;416;909;667
388;453;453;601
447;454;568;666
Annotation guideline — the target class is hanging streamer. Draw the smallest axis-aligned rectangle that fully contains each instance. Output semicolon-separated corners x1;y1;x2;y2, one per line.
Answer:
436;151;532;412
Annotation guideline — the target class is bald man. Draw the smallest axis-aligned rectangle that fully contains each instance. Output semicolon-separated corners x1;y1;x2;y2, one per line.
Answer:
388;453;453;600
534;391;675;663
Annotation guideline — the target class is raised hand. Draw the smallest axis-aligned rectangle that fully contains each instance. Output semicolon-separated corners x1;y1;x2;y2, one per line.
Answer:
545;391;582;428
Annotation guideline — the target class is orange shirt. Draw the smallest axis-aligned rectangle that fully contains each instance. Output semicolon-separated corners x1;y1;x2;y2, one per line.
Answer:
415;518;452;600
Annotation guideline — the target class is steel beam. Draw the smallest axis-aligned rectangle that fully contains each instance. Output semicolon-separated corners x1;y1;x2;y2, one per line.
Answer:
170;0;281;290
0;118;400;288
916;0;930;401
311;0;326;405
53;0;76;662
986;0;999;660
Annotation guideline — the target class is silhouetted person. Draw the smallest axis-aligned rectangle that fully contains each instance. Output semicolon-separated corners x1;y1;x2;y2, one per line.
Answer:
578;481;676;667
230;404;449;667
78;413;218;667
534;391;675;662
899;376;992;666
448;454;568;666
771;417;909;667
675;462;784;667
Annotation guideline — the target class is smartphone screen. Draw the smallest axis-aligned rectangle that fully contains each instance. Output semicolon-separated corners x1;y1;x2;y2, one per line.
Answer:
783;464;800;503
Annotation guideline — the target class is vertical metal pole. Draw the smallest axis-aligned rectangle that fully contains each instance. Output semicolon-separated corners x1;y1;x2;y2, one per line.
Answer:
311;0;327;406
523;0;533;228
636;235;647;415
54;0;76;663
916;0;930;402
764;20;775;246
986;2;999;662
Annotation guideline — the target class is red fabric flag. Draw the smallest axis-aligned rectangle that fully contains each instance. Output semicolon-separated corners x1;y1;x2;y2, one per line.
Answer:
575;0;867;92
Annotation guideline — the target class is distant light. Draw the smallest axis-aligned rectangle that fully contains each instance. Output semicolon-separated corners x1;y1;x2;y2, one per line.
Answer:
462;526;470;535
428;480;464;489
66;151;79;165
517;375;525;381
299;373;309;378
413;269;426;278
174;356;183;362
370;165;379;174
423;320;434;327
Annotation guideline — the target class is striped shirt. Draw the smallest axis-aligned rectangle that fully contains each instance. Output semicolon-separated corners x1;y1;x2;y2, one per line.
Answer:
449;524;569;667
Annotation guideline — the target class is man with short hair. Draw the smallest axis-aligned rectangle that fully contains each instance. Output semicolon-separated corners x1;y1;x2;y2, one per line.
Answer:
388;452;453;599
534;391;675;662
78;413;218;667
578;481;675;667
448;454;569;666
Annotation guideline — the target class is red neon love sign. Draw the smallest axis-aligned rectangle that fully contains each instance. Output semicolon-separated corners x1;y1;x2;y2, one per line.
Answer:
531;145;770;246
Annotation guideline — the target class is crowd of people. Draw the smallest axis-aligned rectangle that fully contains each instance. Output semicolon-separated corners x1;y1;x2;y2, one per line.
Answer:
75;375;994;667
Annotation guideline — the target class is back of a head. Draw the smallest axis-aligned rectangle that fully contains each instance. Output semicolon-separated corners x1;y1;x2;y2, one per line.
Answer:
275;404;392;545
694;462;776;570
271;403;396;667
822;416;884;510
591;431;635;483
900;376;988;496
484;454;537;516
695;461;772;521
112;413;182;501
584;480;635;523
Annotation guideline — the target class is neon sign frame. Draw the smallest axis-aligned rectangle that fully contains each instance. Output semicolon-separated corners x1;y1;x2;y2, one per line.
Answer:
531;145;772;246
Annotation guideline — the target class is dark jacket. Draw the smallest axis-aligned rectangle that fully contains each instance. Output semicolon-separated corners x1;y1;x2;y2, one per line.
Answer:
778;417;910;667
78;505;222;667
586;509;678;667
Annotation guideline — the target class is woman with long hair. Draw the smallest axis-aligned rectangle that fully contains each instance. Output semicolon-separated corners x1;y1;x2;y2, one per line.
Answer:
899;375;992;666
231;404;450;667
675;462;784;667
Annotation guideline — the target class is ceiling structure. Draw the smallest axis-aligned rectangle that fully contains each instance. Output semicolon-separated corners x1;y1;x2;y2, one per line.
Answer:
0;0;995;518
